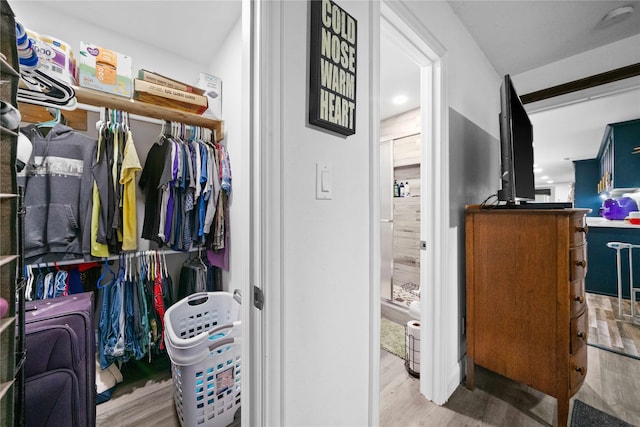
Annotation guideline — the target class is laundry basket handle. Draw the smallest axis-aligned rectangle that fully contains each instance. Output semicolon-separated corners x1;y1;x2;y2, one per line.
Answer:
208;337;235;352
208;322;235;337
186;292;210;306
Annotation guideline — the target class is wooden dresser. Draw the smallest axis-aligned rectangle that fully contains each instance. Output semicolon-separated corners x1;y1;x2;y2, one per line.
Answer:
465;206;590;427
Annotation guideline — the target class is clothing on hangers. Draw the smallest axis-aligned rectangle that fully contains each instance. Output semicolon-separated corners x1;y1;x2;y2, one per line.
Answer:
18;123;97;263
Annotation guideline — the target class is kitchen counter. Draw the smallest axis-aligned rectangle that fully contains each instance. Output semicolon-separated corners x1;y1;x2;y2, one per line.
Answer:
584;221;640;298
586;217;640;228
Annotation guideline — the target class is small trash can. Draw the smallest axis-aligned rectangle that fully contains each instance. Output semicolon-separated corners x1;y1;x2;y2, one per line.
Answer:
405;320;420;378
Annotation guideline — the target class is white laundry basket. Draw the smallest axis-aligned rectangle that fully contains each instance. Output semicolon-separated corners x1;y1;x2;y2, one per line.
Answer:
164;291;241;427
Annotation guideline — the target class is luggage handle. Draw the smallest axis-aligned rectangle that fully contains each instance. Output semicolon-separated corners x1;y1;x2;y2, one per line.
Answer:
208;337;235;352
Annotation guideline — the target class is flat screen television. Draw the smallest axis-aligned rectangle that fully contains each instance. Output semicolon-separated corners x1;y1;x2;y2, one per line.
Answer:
497;74;535;204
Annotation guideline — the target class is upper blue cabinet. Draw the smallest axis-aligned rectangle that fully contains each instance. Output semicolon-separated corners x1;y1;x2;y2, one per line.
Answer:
597;118;640;194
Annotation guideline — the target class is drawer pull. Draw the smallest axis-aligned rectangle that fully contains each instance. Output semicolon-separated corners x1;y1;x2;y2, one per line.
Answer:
577;331;587;340
575;260;587;268
574;295;585;304
575;225;588;234
575;366;586;376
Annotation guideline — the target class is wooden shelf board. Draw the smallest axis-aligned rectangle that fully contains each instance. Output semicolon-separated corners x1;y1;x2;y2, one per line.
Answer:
0;317;15;335
0;255;18;268
73;86;224;141
0;57;19;77
18;102;88;131
0;379;15;401
0;126;18;137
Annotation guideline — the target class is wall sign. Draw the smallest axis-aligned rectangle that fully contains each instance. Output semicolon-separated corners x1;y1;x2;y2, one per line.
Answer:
309;0;357;136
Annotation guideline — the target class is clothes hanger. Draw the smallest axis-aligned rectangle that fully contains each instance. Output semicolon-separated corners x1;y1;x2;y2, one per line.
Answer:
36;107;66;129
96;258;115;289
18;68;77;110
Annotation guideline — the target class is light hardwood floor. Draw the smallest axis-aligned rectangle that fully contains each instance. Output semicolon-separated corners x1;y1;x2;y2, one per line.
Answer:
380;346;640;426
98;344;640;426
587;293;640;358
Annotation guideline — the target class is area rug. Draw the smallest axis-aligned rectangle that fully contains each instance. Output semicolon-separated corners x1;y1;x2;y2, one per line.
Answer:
571;400;634;427
380;317;405;359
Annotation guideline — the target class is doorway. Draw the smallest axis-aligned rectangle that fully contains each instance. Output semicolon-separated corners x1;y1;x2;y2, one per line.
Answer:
379;1;450;405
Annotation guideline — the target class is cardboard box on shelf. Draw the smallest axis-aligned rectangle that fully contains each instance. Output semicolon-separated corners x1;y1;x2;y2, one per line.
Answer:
194;72;222;119
133;79;208;115
138;69;205;95
78;42;132;98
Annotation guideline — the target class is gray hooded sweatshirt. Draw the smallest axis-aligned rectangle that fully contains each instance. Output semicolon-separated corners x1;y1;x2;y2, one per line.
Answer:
18;123;97;262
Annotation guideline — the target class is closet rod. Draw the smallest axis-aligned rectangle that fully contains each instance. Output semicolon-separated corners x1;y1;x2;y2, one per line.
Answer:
77;103;163;126
26;248;199;269
72;85;224;141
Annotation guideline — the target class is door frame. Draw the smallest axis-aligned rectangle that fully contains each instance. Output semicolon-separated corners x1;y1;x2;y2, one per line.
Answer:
380;1;453;405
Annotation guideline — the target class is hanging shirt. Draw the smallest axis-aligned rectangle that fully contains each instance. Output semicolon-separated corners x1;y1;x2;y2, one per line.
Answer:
139;139;171;243
119;130;142;251
91;125;110;257
18;124;97;262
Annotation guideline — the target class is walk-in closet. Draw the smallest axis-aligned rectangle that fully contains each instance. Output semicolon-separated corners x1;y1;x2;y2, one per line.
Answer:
1;1;246;426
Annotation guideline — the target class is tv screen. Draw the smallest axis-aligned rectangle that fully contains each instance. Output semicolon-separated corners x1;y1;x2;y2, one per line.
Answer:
498;74;535;203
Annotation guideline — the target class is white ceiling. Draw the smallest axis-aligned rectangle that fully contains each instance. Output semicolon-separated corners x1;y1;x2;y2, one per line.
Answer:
382;1;640;186
12;0;243;68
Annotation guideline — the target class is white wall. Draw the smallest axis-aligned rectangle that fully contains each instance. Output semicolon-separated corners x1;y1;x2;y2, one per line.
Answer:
400;1;502;138
210;18;244;294
514;34;640;94
9;3;207;84
275;1;373;425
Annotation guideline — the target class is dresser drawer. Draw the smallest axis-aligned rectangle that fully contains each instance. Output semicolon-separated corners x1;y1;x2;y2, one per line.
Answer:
570;310;588;354
569;279;586;317
570;245;588;282
570;216;588;245
569;344;588;396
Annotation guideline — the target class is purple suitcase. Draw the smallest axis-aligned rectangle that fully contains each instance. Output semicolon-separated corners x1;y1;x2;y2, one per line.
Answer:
25;292;96;427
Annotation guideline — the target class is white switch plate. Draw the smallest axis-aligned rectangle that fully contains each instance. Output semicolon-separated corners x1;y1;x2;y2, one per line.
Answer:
316;162;332;200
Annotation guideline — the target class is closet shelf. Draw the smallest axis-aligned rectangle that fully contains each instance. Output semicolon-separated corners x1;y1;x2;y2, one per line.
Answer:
0;193;18;200
72;86;224;142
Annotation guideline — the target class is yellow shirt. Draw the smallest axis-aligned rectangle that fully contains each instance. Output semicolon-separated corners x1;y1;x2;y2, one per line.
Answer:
119;130;142;251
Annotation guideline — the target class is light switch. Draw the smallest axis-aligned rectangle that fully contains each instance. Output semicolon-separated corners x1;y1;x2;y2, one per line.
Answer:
316;163;332;200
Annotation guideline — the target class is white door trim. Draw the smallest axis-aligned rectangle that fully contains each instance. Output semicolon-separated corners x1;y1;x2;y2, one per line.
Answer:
380;1;453;406
250;0;284;425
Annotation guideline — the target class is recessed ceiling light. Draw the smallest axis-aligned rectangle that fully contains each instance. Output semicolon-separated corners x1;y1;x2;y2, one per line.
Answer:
600;5;634;27
541;175;549;180
534;168;543;173
547;180;554;184
392;95;408;105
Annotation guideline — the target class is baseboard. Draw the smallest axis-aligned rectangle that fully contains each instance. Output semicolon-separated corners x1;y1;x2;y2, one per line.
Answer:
381;299;412;325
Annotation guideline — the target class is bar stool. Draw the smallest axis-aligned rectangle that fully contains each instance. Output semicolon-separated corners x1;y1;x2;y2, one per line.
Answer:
606;242;640;324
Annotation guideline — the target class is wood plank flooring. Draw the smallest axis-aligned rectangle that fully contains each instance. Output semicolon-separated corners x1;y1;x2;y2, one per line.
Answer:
380;345;640;426
587;293;640;358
